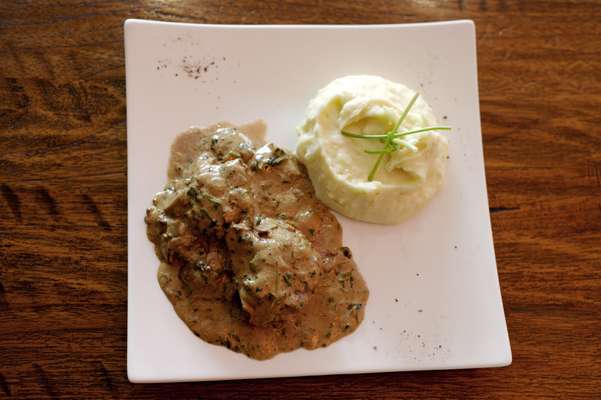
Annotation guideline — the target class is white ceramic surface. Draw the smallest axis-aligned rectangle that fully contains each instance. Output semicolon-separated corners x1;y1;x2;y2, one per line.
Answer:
125;19;511;383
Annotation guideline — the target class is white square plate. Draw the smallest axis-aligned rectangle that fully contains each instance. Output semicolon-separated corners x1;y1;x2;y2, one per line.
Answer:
125;19;511;383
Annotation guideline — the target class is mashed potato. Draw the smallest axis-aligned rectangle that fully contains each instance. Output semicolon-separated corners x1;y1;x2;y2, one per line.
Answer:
296;75;449;224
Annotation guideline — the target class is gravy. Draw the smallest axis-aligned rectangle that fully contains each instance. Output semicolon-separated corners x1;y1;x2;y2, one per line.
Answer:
145;123;369;360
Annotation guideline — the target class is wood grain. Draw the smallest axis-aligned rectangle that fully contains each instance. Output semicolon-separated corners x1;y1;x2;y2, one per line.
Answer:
1;0;600;398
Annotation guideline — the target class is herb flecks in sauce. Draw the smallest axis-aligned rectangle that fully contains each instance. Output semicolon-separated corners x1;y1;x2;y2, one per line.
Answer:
145;123;369;360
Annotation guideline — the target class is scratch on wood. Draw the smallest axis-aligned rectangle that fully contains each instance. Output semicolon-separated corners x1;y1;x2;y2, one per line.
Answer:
1;184;22;221
5;77;31;109
0;281;7;311
32;363;58;400
82;194;111;231
34;78;55;111
0;372;10;396
490;206;520;214
35;187;60;217
94;361;114;392
591;165;601;186
65;83;91;122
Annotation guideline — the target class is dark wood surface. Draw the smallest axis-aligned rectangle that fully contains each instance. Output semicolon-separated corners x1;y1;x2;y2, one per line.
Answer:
1;0;600;398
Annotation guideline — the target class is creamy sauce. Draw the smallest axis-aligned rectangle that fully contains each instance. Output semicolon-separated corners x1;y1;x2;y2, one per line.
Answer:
145;122;368;360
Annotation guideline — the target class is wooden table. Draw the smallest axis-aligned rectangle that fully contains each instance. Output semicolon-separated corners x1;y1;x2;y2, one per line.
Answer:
1;1;600;398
